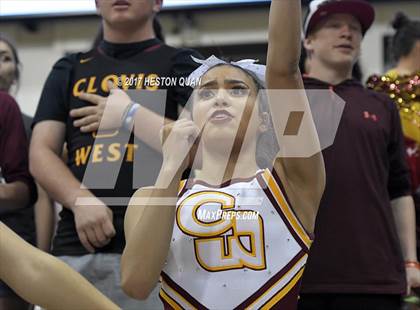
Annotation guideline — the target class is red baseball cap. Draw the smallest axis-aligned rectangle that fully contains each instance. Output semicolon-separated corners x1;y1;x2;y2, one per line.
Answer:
304;0;375;37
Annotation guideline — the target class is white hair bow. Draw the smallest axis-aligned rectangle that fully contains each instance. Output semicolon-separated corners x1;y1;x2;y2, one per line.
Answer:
188;55;266;87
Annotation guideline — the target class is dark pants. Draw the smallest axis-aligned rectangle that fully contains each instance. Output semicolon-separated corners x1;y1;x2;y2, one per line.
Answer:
298;293;402;310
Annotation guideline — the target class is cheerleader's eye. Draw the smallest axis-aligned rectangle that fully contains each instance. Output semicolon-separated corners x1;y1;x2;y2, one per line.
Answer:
198;89;215;100
229;86;249;97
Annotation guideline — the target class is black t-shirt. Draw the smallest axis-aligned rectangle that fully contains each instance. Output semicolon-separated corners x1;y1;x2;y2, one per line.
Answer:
33;39;202;255
300;77;411;295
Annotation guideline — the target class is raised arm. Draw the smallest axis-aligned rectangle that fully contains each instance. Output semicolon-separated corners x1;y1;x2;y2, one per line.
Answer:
266;0;325;234
266;0;301;79
0;223;119;310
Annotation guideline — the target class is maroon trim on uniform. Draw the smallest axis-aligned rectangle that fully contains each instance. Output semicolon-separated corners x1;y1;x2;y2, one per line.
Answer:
269;169;314;240
256;173;310;252
159;289;183;309
96;46;106;56
144;43;163;53
185;170;265;189
97;44;161;55
178;179;189;198
161;272;209;309
260;268;304;309
234;250;306;309
268;168;292;205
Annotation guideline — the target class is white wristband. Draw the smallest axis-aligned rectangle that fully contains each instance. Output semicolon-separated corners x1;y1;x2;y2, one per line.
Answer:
123;102;141;130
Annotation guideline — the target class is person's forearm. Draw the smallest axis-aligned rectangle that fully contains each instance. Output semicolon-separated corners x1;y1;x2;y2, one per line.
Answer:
30;147;89;211
0;181;30;214
391;195;418;261
267;0;302;76
34;183;55;252
0;223;119;310
121;165;182;299
132;106;172;153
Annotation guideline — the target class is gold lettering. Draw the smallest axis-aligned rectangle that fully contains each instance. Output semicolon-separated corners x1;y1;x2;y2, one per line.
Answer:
87;77;98;93
75;146;92;166
101;75;119;93
92;144;104;163
136;73;145;89
146;74;159;91
125;144;139;162
107;143;121;162
73;78;87;97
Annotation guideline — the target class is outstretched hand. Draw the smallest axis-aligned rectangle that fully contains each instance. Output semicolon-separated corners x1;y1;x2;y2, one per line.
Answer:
70;81;132;132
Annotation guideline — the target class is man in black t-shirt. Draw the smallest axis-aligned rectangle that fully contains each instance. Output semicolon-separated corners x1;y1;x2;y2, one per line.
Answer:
30;0;201;308
298;1;420;310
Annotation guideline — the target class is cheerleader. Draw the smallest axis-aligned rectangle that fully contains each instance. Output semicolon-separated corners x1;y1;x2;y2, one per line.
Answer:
119;1;324;309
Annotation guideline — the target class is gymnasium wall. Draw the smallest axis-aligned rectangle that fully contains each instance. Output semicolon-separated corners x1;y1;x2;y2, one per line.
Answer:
1;1;419;115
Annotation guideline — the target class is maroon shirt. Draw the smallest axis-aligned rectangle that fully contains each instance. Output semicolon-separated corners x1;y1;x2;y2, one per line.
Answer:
0;91;36;241
301;77;410;295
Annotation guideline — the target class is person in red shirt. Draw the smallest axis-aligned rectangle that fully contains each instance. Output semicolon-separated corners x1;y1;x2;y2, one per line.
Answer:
0;34;55;254
0;90;37;310
298;1;420;309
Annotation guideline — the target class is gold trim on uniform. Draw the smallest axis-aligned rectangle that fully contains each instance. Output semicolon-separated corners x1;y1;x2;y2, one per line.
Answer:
161;279;197;310
261;267;305;309
246;254;307;309
262;170;312;249
159;288;184;310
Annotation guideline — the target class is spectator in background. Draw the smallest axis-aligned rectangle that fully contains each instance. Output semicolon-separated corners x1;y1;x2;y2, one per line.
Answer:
30;0;201;308
367;11;420;278
92;16;165;49
0;59;37;310
0;35;40;310
298;1;420;310
299;43;363;81
0;35;55;254
0;35;32;141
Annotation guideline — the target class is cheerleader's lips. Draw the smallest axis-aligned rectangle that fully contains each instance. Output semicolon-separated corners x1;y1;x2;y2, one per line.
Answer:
210;110;234;123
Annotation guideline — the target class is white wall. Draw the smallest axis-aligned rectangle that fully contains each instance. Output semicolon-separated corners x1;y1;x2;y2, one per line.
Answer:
1;1;419;116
